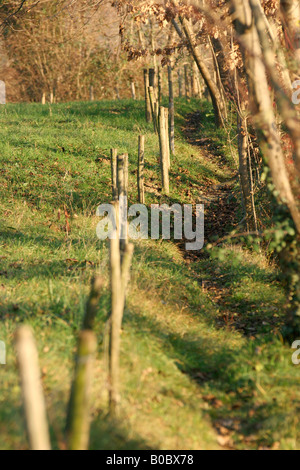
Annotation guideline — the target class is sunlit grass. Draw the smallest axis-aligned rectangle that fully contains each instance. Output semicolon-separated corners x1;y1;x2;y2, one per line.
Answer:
0;99;298;450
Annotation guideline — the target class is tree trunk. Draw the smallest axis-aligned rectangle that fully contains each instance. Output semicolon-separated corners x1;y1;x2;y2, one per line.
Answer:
231;0;300;235
171;8;225;127
280;0;300;68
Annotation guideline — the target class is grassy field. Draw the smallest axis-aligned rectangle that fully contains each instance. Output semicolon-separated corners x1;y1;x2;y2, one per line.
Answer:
0;99;299;450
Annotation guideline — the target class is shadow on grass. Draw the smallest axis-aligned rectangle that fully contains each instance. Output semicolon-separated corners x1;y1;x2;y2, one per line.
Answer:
123;242;291;449
0;397;152;450
89;414;153;451
124;300;294;449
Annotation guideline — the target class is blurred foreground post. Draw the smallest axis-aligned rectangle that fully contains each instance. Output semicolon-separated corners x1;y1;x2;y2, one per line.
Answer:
66;331;97;450
66;276;102;450
15;326;51;451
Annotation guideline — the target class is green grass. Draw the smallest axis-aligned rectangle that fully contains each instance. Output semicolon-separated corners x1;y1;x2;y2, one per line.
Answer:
0;99;299;450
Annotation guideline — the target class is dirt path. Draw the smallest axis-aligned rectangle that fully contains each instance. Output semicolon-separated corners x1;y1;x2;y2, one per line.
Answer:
177;111;239;262
178;111;253;449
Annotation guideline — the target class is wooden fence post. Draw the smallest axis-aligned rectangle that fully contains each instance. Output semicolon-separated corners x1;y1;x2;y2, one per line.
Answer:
131;82;136;100
117;154;125;199
144;69;152;123
158;67;162;105
196;74;203;99
66;276;102;450
83;276;104;331
148;86;158;134
149;68;156;88
164;107;170;169
115;87;121;100
66;331;97;450
111;149;118;200
138;136;145;204
159;107;170;195
123;153;129;199
192;62;199;98
178;69;183;98
117;154;129;256
168;66;175;155
109;214;134;415
15;326;51;451
184;65;190;101
90;85;95;102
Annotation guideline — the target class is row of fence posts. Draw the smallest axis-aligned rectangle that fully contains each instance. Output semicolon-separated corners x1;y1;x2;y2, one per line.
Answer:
14;152;136;449
40;63;202;105
15;274;104;450
14;140;148;450
15;246;134;450
13;63;203;451
144;67;173;196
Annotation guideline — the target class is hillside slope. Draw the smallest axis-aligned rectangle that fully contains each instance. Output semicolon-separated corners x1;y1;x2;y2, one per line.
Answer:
0;100;298;450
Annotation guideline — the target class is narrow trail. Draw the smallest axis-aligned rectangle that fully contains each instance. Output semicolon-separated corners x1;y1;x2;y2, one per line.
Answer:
179;111;276;338
179;111;238;262
176;111;242;449
173;111;263;449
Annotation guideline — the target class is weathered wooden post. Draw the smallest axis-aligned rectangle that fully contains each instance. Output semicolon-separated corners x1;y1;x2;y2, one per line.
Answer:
144;69;152;123
138;136;145;204
42;92;46;105
111;149;118;200
0;81;6;105
158;67;162;105
15;326;51;451
159;107;170;195
109;221;122;415
83;276;104;330
148;86;158;134
117;154;129;255
123;153;129;199
109;208;134;415
66;277;103;450
50;87;56;104
178;69;183;98
149;68;156;88
66;331;97;450
164;107;171;169
117;154;125;199
184;65;190;101
131;82;136;100
115;87;121;100
89;85;95;102
149;67;159;101
168;66;175;155
192;62;199;98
